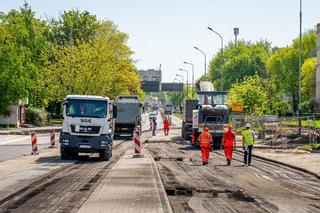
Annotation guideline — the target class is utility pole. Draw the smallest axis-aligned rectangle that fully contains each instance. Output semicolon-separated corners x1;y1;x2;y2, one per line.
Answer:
207;27;224;90
298;0;302;133
179;68;189;99
183;62;195;98
194;46;207;77
69;22;73;94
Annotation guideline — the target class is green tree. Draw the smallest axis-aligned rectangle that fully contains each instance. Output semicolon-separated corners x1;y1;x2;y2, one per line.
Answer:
267;30;316;113
227;75;268;115
208;40;271;90
301;57;316;112
49;10;99;46
0;2;49;113
45;20;143;102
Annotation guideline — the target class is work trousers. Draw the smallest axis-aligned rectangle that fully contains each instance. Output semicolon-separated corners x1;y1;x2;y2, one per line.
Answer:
244;145;253;165
152;127;157;136
224;147;233;160
164;128;169;136
201;148;210;164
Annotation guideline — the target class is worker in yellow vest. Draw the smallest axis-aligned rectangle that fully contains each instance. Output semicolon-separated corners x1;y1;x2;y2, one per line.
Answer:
242;123;255;166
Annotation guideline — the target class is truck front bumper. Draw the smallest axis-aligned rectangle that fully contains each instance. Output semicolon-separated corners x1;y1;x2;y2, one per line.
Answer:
59;132;112;153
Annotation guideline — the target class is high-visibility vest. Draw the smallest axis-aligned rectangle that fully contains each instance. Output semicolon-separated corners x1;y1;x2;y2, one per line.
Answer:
242;129;254;146
223;131;235;148
199;132;212;148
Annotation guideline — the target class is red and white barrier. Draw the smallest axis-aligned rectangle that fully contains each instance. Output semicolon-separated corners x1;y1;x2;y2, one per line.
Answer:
49;129;56;148
31;132;39;155
133;128;141;157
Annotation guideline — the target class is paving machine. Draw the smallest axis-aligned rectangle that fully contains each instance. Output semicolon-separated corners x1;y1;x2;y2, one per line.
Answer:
191;81;229;149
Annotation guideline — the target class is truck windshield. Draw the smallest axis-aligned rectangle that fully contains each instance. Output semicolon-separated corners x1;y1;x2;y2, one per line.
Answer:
66;99;108;118
198;94;227;105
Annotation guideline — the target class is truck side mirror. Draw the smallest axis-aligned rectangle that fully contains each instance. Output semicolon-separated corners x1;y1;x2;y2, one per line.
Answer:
112;105;117;118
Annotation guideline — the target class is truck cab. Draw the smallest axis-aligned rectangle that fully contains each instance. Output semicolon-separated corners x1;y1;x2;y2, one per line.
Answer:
59;95;117;161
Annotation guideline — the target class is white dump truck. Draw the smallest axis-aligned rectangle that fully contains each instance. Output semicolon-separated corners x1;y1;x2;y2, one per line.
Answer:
59;95;117;161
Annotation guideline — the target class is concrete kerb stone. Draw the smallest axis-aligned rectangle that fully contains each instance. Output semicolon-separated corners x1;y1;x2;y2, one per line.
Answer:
149;150;174;213
235;150;320;180
0;126;62;135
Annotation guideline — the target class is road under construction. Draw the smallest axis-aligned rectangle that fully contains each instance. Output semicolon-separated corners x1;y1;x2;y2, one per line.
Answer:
0;114;319;213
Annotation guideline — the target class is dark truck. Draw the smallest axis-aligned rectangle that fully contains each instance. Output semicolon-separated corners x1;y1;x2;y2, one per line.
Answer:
114;95;142;138
181;99;199;140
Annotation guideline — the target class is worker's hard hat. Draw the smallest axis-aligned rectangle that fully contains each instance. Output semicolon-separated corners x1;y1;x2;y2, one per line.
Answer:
204;127;209;131
245;123;251;128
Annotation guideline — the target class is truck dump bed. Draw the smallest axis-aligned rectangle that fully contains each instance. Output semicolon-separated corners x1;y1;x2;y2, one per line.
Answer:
116;102;141;125
114;96;142;136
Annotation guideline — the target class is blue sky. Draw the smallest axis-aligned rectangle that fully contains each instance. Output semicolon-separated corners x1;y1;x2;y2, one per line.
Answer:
2;0;320;82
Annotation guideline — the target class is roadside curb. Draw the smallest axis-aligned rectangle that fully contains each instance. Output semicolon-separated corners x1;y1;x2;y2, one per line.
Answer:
0;127;62;135
235;150;320;180
301;148;320;154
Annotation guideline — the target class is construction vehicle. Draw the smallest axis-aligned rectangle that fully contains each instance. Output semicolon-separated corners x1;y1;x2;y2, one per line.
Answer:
181;99;199;140
191;81;229;149
59;95;117;161
164;103;173;115
114;95;142;138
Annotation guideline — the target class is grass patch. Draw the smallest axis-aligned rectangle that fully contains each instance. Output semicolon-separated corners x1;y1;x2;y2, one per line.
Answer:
283;120;320;128
303;144;320;151
174;113;183;119
49;118;63;125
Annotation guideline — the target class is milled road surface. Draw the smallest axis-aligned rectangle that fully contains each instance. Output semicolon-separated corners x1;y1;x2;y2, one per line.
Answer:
0;139;129;213
1;114;319;213
145;132;320;213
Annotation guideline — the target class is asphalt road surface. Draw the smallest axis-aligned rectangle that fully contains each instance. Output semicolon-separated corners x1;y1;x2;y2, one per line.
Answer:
0;133;60;162
1;114;319;212
145;132;320;213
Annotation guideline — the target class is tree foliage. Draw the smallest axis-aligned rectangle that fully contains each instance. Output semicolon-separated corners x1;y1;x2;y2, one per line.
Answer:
208;40;271;90
0;2;49;113
0;3;143;114
266;30;316;113
301;57;316;112
227;75;268;115
206;29;317;115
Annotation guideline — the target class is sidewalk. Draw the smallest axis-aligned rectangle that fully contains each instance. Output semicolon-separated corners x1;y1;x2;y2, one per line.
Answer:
252;149;320;177
0;126;62;135
77;149;172;213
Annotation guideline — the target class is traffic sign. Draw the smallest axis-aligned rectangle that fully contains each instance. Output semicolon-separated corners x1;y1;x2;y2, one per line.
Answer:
161;83;183;92
232;103;244;112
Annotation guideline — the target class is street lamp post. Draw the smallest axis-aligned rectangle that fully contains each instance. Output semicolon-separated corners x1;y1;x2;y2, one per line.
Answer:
174;77;183;108
233;27;239;45
179;69;189;98
298;0;302;133
183;61;195;98
194;46;207;76
176;74;184;103
207;27;224;91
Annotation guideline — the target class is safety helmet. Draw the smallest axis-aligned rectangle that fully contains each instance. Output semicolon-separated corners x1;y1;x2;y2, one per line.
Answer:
245;123;251;128
204;127;209;131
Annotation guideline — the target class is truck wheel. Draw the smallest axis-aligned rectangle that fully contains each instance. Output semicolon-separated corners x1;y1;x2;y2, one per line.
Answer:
71;151;79;159
100;148;111;161
61;149;69;160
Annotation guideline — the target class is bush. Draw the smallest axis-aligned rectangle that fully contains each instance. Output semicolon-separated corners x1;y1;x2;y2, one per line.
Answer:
25;107;48;127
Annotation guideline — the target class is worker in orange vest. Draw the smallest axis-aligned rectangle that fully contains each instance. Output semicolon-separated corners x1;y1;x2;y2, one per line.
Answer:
222;125;236;166
163;117;170;136
198;127;212;165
